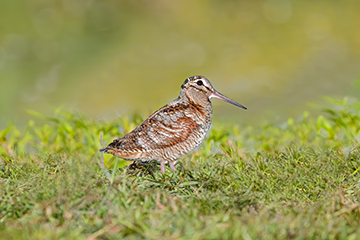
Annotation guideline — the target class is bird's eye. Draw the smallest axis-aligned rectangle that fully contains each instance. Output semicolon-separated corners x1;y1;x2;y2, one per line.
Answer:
196;80;203;86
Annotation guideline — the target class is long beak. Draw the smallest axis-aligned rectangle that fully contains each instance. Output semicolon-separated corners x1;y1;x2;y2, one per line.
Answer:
210;90;247;110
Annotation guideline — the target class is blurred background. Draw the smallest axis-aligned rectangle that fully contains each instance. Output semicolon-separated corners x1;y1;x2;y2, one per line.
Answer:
1;0;360;128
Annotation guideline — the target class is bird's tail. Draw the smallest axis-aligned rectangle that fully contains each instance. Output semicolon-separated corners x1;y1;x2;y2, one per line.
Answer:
99;146;141;160
99;147;108;153
99;146;121;156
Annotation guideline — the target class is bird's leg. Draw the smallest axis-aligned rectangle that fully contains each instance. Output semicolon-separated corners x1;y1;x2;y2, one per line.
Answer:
169;162;177;172
161;161;165;174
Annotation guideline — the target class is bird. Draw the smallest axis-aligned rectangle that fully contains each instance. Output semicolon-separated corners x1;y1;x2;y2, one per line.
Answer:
100;76;247;174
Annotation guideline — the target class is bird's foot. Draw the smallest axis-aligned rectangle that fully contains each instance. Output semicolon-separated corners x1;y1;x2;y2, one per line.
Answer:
169;162;177;172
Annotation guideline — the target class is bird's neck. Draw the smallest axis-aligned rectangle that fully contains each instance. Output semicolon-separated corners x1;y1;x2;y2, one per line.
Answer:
183;92;212;118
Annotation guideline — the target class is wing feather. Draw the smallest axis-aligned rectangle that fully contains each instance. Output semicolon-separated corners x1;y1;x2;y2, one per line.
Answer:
106;103;199;152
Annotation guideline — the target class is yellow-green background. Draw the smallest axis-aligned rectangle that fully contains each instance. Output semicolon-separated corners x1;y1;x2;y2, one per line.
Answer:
1;0;360;127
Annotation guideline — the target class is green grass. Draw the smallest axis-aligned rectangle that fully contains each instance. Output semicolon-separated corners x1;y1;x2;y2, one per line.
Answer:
1;97;360;239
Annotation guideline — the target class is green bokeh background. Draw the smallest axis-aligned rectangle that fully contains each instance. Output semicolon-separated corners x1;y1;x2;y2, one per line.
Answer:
1;0;360;127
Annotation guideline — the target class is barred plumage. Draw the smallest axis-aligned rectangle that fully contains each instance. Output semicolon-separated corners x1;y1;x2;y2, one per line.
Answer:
100;76;247;173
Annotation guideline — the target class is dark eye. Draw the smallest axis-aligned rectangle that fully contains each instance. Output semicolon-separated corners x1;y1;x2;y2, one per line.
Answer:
196;80;203;86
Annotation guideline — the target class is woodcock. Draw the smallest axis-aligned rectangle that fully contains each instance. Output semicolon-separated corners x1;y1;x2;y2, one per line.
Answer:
100;76;247;174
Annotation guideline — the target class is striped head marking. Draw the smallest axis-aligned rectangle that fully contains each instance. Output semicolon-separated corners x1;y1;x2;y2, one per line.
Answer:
181;75;247;110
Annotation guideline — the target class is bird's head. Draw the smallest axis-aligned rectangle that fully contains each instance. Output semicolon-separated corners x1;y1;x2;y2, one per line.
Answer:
180;75;247;110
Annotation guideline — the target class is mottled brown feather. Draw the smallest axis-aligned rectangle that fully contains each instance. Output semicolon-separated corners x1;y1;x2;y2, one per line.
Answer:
100;75;246;173
103;102;203;160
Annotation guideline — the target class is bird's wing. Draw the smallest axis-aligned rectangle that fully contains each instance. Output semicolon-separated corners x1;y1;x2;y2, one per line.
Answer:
106;103;201;152
138;103;200;150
